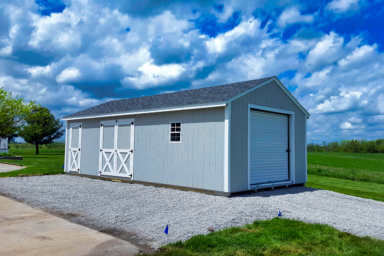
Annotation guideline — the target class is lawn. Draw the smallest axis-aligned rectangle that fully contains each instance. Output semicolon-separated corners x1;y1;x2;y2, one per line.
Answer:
306;152;384;202
0;149;65;177
145;218;384;256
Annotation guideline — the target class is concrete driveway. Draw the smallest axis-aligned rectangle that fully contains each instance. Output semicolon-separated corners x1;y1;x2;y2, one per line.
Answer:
0;163;25;173
0;195;138;256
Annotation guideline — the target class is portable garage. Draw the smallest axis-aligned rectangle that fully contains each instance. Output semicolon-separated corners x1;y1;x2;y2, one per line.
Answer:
62;76;309;195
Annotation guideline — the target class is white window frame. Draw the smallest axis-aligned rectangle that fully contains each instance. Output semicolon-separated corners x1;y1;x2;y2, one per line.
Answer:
247;104;295;190
169;121;182;143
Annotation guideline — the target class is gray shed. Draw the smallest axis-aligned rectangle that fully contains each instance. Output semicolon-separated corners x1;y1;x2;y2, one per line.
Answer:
63;77;310;195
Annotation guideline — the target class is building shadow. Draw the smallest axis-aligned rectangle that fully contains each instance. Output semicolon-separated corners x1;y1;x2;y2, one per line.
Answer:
230;185;320;198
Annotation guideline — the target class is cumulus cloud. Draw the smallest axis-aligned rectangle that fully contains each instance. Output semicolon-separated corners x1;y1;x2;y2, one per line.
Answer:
121;61;186;89
326;0;360;13
277;7;314;28
56;67;81;83
340;122;355;129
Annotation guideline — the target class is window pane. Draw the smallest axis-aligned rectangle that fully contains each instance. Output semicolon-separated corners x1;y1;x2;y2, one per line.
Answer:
176;127;181;132
171;123;175;127
171;128;176;132
175;123;181;127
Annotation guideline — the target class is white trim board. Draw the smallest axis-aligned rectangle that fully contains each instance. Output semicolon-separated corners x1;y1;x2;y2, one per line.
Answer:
226;77;310;118
223;102;231;193
247;104;296;190
63;102;227;121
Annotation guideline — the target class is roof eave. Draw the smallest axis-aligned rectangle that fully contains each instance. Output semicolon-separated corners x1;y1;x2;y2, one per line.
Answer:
62;101;227;121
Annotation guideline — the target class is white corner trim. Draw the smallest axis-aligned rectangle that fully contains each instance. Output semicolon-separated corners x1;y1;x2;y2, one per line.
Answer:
224;102;231;193
64;121;68;173
226;77;310;118
63;102;227;121
305;117;308;183
247;104;296;188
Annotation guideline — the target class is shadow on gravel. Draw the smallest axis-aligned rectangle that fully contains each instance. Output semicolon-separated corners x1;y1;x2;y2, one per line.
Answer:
231;185;320;198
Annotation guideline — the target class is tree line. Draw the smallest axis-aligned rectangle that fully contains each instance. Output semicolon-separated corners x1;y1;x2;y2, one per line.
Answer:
0;87;64;154
307;139;384;153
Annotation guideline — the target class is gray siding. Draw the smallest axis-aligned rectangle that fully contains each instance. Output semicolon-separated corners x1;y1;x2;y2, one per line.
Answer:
66;107;225;192
230;80;307;192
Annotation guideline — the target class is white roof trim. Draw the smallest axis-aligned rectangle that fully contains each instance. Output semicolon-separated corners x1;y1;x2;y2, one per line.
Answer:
226;77;310;117
62;102;227;121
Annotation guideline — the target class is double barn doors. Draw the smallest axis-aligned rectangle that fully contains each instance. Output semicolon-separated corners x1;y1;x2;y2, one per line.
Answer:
99;119;134;178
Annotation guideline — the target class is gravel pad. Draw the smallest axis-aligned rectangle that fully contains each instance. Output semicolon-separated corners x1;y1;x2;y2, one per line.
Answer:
1;175;384;248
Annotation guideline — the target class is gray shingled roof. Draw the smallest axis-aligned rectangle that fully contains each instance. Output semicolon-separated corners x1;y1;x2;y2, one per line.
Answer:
63;77;274;119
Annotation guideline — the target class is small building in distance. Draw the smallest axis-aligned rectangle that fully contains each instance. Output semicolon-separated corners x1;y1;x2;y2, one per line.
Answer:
0;137;9;154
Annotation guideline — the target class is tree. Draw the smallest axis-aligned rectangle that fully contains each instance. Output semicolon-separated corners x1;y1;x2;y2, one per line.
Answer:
18;106;65;154
0;87;34;138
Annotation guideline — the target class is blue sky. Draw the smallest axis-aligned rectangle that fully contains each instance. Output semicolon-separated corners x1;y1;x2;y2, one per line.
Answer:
0;0;384;143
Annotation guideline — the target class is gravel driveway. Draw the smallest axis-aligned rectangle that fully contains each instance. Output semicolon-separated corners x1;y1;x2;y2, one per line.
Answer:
1;175;384;249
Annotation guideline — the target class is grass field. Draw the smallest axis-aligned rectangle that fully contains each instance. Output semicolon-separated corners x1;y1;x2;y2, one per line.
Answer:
0;149;65;177
307;152;384;202
307;152;384;183
145;218;384;256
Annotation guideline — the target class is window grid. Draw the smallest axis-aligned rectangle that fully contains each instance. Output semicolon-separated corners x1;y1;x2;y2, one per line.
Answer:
170;122;181;143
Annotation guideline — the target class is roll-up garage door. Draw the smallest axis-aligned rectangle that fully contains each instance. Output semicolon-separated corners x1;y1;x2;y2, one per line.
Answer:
250;110;289;185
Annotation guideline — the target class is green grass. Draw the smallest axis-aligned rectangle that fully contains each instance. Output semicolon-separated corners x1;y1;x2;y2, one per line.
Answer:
306;152;384;202
308;165;384;184
0;149;65;177
308;152;384;172
307;174;384;202
308;152;384;184
145;218;384;256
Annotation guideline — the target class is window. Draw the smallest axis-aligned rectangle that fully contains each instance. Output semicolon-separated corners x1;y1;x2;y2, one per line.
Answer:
170;122;181;142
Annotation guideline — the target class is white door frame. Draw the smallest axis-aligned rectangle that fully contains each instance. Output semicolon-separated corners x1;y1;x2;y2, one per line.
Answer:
68;122;82;173
247;104;295;190
99;118;135;179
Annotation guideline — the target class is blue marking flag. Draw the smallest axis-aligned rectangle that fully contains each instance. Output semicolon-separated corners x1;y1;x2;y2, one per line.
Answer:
164;224;169;235
278;211;282;217
62;165;64;168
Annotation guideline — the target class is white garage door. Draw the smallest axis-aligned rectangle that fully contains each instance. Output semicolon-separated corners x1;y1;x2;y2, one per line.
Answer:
250;110;289;185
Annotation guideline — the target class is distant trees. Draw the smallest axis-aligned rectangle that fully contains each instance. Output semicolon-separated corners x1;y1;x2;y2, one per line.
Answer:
18;106;64;155
308;139;384;153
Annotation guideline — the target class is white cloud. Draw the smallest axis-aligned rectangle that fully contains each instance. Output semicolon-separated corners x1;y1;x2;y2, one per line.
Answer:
27;65;52;77
121;61;186;89
56;67;81;83
326;0;360;13
277;7;314;28
348;116;362;123
340;122;355;129
338;44;376;66
305;32;344;71
205;18;260;54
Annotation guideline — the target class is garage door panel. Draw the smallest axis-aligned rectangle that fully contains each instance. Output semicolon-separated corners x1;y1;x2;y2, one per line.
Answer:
250;110;289;185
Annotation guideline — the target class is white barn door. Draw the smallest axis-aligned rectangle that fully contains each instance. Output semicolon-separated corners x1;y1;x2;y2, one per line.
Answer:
250;110;289;185
68;122;82;172
99;119;134;178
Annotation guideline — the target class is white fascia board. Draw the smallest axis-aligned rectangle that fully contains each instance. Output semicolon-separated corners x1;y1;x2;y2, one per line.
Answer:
226;77;310;118
63;102;227;121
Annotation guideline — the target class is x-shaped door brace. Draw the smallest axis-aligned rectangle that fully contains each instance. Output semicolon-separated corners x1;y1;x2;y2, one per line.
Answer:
70;150;79;170
117;152;131;175
101;151;114;173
